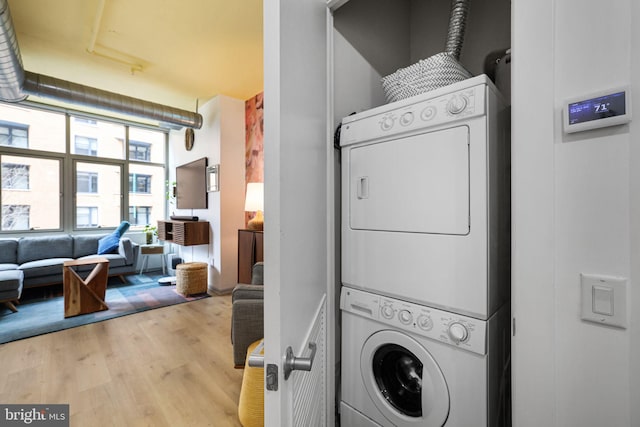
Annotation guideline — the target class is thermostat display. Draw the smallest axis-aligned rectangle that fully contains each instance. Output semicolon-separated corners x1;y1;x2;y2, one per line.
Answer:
563;86;631;133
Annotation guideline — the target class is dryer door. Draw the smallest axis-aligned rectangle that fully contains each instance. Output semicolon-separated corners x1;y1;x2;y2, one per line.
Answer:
348;125;469;235
361;330;450;427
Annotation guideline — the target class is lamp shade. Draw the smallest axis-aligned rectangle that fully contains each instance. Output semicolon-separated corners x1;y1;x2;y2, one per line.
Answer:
244;182;264;212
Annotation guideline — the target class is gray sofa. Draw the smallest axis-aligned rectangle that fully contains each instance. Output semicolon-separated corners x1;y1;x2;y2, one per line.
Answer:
0;234;139;290
231;262;264;367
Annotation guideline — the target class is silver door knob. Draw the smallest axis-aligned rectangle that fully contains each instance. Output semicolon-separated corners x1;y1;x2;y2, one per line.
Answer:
283;342;317;380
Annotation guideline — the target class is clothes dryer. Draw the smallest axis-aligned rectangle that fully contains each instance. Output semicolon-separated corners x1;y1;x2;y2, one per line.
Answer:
340;286;510;427
340;75;510;320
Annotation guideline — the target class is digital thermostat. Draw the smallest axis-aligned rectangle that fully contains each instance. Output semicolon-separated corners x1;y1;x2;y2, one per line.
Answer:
563;86;631;133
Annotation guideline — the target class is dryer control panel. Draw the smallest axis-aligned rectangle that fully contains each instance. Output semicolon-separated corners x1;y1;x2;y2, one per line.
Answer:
340;79;487;147
340;287;487;355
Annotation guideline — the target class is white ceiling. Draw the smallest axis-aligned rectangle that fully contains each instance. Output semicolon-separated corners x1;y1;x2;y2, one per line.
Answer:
8;0;264;111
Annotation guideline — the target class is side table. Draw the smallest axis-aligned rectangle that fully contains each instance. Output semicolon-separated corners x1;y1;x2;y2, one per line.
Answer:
63;257;109;318
139;244;166;275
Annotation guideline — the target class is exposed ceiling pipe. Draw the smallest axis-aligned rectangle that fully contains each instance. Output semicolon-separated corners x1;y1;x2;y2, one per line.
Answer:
0;0;202;129
0;0;25;102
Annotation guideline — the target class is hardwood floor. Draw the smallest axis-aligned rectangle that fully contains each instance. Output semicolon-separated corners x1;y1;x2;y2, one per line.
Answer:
0;294;244;427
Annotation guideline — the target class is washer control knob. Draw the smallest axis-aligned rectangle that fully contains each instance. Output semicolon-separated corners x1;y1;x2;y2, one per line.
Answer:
417;315;433;331
381;304;394;319
380;116;394;131
399;111;414;126
448;322;469;343
398;309;413;325
446;94;468;115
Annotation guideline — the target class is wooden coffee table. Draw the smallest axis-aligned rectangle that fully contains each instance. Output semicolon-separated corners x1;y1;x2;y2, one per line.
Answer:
63;257;109;318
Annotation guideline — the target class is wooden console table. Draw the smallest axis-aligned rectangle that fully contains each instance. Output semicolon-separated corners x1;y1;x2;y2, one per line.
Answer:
63;257;109;318
157;220;210;246
238;229;263;284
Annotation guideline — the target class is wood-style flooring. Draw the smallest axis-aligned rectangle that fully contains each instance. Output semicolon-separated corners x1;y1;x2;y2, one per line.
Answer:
0;294;244;427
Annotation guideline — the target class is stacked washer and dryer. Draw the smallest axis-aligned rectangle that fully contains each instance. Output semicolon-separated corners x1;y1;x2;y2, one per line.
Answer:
339;74;511;427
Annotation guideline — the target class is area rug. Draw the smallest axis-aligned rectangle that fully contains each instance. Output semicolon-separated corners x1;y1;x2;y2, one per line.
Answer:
0;273;210;344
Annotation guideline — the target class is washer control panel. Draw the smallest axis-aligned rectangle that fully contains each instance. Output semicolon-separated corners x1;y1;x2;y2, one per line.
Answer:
341;287;487;355
340;81;486;147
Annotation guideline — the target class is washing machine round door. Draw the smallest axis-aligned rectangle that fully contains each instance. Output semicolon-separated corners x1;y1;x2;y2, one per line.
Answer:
361;330;450;427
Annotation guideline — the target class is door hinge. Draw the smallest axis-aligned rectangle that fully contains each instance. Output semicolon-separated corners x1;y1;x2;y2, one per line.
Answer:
266;364;278;391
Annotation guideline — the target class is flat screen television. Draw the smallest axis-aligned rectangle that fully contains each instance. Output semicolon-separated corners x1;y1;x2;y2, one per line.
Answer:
176;157;208;209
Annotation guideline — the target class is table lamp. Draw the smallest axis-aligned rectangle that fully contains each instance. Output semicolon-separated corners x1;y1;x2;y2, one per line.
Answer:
245;182;264;231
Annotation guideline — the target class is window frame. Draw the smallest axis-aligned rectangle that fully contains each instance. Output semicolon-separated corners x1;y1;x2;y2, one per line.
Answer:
0;101;169;236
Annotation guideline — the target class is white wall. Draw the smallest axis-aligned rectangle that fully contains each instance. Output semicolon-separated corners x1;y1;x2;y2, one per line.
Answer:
168;94;245;293
513;0;639;425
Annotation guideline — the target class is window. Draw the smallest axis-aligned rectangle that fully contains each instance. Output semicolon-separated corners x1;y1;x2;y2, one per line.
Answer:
75;136;98;156
1;163;30;189
129;140;151;161
77;207;98;228
129;173;152;193
0;103;166;234
74;117;97;125
75;162;121;229
0;121;28;148
2;205;30;230
129;206;152;226
0;155;61;231
77;171;99;193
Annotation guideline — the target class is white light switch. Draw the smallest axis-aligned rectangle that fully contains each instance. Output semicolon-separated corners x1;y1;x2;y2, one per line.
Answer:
581;273;627;329
592;285;613;315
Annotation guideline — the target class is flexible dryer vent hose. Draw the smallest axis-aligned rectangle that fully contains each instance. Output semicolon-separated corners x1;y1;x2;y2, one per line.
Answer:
444;0;470;61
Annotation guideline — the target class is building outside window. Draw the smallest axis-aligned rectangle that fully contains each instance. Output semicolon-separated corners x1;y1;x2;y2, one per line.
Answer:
129;140;151;161
1;163;29;189
74;136;98;156
77;206;99;228
0;121;28;148
129;173;152;193
129;206;152;226
2;205;30;230
77;171;99;193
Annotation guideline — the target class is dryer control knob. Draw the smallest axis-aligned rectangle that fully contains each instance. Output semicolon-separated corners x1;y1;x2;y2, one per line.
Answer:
448;322;469;343
398;309;413;325
380;116;394;131
381;305;394;319
399;111;414;126
417;315;433;331
446;95;468;115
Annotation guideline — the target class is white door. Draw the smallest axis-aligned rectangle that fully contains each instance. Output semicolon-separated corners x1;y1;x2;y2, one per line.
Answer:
263;0;332;426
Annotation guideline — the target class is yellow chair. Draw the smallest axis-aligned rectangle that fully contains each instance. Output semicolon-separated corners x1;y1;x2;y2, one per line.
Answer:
238;339;264;427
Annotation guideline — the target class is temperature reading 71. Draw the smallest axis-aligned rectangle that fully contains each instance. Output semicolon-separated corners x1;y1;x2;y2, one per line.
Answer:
595;102;610;113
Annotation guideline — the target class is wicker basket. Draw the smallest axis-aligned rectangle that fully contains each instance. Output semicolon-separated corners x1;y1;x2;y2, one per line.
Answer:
381;0;472;103
176;262;208;296
381;52;472;103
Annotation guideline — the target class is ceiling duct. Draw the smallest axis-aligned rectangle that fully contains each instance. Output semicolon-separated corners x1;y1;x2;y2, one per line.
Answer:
0;0;202;129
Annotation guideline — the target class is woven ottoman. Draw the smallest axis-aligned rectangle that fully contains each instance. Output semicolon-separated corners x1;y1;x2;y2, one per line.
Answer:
175;262;208;296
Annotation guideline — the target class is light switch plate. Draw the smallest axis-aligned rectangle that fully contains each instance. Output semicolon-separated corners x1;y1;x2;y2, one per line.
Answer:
580;273;627;329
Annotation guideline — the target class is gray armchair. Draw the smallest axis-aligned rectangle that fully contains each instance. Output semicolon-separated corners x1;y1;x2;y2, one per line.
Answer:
231;262;264;367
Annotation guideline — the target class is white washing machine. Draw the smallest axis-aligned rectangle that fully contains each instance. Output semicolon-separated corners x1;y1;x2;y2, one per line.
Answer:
340;286;510;427
340;75;510;320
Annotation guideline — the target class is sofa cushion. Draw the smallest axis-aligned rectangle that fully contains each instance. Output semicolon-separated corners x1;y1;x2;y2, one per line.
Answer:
73;234;104;258
97;221;130;255
18;258;72;278
17;235;73;265
0;263;19;271
0;239;18;264
98;233;120;255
